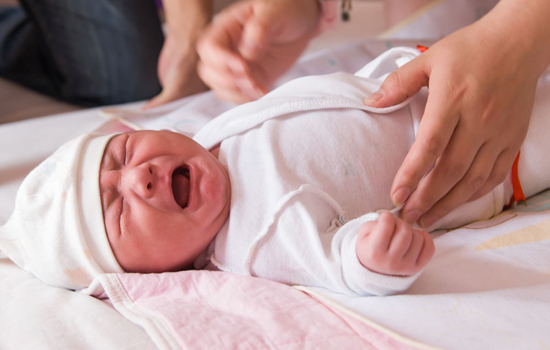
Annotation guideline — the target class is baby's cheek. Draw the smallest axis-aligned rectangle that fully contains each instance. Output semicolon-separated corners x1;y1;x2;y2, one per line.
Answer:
202;170;229;212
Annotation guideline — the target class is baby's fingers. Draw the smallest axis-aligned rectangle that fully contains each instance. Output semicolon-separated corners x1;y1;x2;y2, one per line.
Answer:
404;229;435;273
368;212;397;251
356;213;397;273
387;218;413;258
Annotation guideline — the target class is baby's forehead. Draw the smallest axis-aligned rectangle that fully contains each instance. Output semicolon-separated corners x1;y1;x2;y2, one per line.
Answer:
100;130;198;170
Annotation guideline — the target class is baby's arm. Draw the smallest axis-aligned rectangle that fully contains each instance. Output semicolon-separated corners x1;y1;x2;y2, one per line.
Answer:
356;212;434;277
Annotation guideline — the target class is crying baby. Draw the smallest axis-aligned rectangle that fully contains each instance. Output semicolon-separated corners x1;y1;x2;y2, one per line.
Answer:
5;47;544;296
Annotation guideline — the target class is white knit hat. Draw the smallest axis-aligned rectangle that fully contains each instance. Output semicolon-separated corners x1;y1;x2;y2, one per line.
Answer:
0;133;124;292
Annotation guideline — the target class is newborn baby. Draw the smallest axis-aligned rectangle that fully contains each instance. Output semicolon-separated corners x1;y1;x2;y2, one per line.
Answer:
2;47;549;296
100;128;434;297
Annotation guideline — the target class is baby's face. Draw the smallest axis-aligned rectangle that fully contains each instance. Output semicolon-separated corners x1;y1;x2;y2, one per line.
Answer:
99;130;230;273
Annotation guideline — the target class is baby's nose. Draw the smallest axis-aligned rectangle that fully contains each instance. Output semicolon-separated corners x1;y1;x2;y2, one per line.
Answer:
122;163;155;199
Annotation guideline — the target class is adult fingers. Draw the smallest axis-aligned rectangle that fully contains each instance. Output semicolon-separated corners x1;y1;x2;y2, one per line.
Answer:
414;142;500;228
197;60;241;91
468;149;517;201
203;2;251;50
214;89;252;105
364;55;429;108
143;90;171;111
143;74;184;110
401;113;485;224
197;39;257;102
197;32;249;79
391;83;460;208
198;6;271;102
239;0;312;61
417;145;518;229
197;61;266;102
197;3;252;78
239;9;270;61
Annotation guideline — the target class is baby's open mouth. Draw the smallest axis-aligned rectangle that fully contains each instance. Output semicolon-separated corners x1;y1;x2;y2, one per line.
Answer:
172;166;190;209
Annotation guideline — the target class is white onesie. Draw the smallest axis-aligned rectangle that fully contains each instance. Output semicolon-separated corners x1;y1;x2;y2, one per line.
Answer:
193;47;550;296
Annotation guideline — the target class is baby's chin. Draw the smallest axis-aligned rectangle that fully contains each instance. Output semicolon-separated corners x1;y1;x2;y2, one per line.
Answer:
207;147;231;214
207;160;231;222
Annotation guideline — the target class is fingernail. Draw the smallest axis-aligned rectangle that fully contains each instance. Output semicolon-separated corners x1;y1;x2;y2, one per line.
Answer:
392;187;411;206
364;89;385;105
404;210;421;225
419;214;438;229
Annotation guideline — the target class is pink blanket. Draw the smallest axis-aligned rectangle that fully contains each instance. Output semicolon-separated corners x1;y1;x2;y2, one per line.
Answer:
98;270;417;350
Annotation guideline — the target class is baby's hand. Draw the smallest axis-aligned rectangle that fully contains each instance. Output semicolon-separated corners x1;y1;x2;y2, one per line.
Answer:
356;212;435;276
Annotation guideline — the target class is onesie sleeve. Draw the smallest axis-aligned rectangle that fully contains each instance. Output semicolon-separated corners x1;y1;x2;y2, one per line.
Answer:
221;187;423;298
335;213;421;296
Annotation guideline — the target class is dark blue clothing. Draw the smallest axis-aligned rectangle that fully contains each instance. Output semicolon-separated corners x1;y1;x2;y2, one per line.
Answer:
0;0;164;106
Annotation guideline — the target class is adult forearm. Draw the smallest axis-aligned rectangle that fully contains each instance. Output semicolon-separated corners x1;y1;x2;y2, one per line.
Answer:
163;0;213;39
142;0;213;109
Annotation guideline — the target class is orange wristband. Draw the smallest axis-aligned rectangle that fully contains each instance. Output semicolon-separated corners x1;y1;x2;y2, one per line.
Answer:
509;151;526;206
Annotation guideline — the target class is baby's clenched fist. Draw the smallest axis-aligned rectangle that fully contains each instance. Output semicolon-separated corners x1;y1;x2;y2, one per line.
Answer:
356;212;435;276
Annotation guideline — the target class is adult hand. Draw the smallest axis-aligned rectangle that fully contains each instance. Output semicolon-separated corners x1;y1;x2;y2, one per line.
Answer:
366;0;550;228
144;0;211;110
144;34;208;110
197;0;320;104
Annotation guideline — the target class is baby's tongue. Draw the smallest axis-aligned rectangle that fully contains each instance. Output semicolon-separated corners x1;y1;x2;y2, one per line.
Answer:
172;171;190;208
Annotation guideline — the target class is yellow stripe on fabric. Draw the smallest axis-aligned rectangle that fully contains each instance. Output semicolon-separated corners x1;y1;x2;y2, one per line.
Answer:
476;218;550;251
